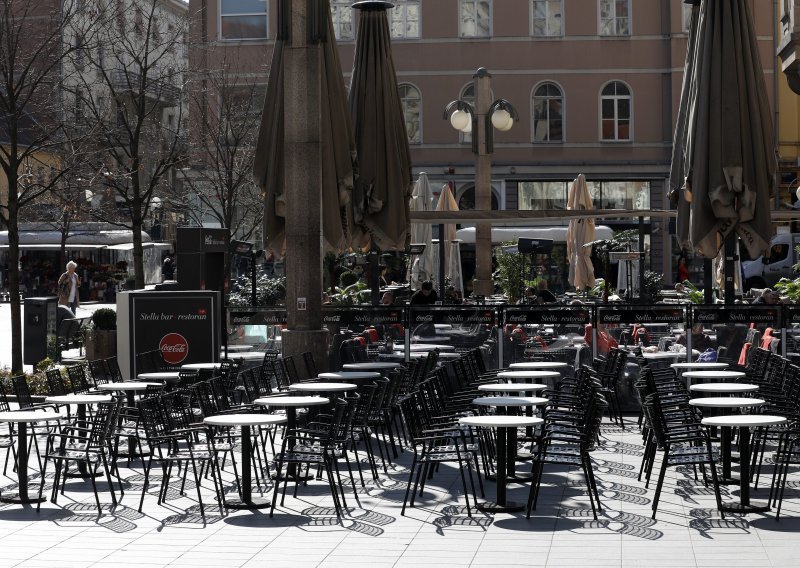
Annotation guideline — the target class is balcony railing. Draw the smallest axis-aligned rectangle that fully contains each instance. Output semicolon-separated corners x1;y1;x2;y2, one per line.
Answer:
110;69;181;105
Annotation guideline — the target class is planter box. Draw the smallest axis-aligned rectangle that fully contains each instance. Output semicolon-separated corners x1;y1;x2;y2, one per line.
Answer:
85;329;117;360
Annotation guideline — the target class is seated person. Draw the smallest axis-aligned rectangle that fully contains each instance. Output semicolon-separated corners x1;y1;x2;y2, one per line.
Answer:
583;323;619;355
381;290;396;305
677;324;716;352
444;286;462;305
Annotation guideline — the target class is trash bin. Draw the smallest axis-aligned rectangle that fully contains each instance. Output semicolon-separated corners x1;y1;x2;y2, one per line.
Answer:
24;297;58;365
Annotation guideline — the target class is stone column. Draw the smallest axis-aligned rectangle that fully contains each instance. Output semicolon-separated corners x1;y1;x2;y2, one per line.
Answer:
281;0;329;369
473;68;494;297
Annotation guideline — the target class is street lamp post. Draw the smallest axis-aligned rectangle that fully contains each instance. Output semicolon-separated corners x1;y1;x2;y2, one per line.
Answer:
444;68;518;298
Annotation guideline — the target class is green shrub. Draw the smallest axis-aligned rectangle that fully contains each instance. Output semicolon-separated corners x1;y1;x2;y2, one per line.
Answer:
91;308;117;330
338;270;360;288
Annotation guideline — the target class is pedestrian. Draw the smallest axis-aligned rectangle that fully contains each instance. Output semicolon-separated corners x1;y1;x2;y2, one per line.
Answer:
162;254;175;281
57;260;81;315
410;280;438;305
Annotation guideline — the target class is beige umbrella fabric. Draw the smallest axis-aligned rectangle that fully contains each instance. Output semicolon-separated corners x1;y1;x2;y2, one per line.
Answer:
253;0;356;254
436;182;459;275
566;174;596;290
409;172;435;289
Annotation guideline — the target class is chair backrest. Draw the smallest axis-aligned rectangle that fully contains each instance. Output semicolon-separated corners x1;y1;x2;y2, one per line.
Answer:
104;356;124;382
88;359;111;385
45;368;69;396
239;368;261;402
0;381;11;412
178;369;201;388
137;395;171;443
302;351;318;377
282;356;302;382
66;363;94;394
11;375;34;409
92;398;124;447
190;381;218;418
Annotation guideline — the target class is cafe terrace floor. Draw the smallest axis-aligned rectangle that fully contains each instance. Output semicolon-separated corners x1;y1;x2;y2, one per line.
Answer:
0;417;797;568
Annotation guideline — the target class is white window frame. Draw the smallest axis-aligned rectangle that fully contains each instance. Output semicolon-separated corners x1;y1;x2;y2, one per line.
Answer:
459;0;492;38
390;0;421;39
599;0;631;37
599;80;632;142
331;0;355;41
530;0;563;38
531;81;565;143
219;0;268;41
398;82;422;144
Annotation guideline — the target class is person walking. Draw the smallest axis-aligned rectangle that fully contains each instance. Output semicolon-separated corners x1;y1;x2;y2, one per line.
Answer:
57;261;81;315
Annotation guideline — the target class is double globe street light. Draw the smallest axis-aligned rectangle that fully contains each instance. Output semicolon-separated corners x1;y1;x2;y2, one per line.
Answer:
443;68;519;297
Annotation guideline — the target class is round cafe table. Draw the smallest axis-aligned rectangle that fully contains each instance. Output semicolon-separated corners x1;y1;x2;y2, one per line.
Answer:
690;397;765;482
477;383;548;394
399;344;456;352
508;362;569;371
682;370;746;382
45;394;113;476
204;413;287;509
181;362;223;371
690;383;758;395
670;362;729;371
342;362;402;371
289;382;358;394
221;345;254;353
317;371;381;382
496;370;561;386
702;414;787;512
0;411;62;503
472;396;549;481
458;415;543;512
136;371;181;385
223;352;266;362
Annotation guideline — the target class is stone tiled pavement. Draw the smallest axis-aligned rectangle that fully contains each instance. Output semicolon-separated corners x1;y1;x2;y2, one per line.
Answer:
1;417;799;568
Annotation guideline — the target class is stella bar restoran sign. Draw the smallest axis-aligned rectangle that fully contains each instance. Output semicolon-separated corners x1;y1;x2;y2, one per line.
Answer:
503;306;591;325
597;306;685;325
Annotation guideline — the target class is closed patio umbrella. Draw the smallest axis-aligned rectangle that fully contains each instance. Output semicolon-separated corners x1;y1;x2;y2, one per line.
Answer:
409;172;435;289
253;0;356;254
566;174;595;290
670;0;776;261
436;182;459;292
349;0;413;251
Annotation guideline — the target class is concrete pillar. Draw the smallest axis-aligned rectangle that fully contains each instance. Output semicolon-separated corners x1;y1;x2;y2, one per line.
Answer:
281;0;329;369
473;68;494;297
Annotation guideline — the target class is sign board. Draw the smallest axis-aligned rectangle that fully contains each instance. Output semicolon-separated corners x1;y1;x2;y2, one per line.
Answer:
503;306;591;325
228;309;287;326
691;305;780;326
118;291;221;380
409;307;496;326
596;306;686;325
322;307;404;327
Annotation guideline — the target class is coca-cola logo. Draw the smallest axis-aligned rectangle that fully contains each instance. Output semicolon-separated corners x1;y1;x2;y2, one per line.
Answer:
159;333;188;365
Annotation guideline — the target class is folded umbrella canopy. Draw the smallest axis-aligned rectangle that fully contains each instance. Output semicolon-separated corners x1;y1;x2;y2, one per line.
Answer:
253;0;356;254
566;174;595;290
409;172;435;289
349;0;413;251
670;0;776;260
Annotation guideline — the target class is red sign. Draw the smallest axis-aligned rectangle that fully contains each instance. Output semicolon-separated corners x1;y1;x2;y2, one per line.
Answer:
159;333;189;364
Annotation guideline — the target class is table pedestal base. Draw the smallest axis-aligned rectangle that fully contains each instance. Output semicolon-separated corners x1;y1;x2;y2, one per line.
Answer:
0;494;45;505
224;497;271;510
477;499;525;513
487;472;533;484
721;502;771;514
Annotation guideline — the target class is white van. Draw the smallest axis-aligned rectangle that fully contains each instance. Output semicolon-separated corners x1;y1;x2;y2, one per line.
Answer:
742;232;800;289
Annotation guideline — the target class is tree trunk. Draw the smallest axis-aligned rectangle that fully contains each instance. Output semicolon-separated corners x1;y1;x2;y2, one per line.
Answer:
132;220;145;289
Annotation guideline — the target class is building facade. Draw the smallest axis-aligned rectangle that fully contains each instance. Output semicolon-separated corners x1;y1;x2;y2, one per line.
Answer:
189;0;779;287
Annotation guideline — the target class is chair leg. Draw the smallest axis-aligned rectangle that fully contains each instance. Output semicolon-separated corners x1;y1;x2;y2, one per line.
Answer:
651;455;669;520
139;456;153;512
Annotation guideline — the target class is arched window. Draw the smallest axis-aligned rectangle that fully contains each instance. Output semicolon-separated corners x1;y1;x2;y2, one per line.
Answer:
600;81;631;141
398;83;422;144
532;82;563;142
456;185;500;211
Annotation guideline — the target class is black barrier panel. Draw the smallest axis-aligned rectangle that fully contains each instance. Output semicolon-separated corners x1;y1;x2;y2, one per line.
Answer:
503;306;592;325
228;309;288;326
785;306;800;326
322;307;404;326
690;305;780;327
409;307;497;326
596;305;686;325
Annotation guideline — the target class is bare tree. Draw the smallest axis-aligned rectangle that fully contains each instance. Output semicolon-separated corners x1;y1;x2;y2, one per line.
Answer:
180;55;265;244
68;0;188;288
0;0;91;371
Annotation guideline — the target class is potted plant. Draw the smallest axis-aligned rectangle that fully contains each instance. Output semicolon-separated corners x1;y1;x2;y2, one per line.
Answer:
85;307;117;360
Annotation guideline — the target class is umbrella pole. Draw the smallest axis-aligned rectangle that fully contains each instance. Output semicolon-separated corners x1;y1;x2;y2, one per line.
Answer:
438;224;446;299
369;247;380;305
723;233;737;305
703;258;714;304
638;216;646;304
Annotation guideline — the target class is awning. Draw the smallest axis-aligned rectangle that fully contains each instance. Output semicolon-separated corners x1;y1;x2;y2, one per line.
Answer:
0;244;105;250
456;225;614;245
